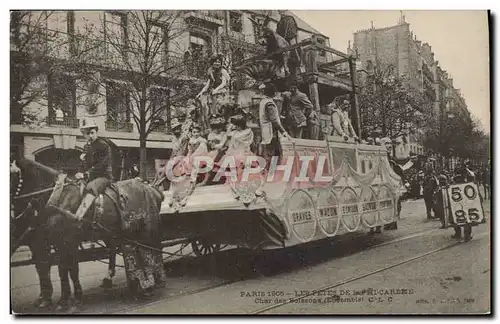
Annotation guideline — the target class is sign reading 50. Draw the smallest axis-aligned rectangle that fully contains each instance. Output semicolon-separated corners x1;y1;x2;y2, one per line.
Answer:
448;183;484;225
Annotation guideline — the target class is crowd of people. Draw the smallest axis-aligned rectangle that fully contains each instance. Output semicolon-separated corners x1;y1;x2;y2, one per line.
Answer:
403;162;489;243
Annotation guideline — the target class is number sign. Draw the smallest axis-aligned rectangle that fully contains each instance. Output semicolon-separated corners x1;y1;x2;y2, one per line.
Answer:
447;183;484;225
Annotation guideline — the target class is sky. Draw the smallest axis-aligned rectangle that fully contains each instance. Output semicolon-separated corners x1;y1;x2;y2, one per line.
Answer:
292;10;490;133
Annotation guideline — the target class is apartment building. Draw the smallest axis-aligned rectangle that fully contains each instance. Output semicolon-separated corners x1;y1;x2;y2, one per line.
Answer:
351;15;471;160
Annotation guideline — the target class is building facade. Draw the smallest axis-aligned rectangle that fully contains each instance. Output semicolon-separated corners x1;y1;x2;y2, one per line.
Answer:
351;15;471;162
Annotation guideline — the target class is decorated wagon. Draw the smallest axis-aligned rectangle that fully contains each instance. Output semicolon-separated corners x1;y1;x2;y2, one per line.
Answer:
158;136;402;255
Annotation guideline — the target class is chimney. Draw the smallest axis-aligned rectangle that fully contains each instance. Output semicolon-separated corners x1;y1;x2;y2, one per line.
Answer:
371;21;374;29
348;40;351;49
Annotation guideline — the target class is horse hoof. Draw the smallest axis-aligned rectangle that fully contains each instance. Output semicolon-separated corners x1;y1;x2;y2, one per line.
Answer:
143;290;154;297
155;281;167;289
34;298;52;309
55;302;69;312
100;278;113;289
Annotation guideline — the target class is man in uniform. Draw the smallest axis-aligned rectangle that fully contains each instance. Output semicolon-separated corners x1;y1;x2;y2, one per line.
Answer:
451;166;474;242
422;163;439;220
75;121;114;221
435;174;450;229
282;78;314;139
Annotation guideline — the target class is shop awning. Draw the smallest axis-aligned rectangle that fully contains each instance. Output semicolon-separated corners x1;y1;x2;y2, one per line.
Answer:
110;139;172;149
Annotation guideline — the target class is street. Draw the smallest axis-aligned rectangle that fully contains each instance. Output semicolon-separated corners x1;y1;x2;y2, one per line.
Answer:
10;194;491;314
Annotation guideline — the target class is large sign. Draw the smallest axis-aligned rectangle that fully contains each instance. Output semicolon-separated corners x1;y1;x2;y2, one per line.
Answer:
447;183;484;226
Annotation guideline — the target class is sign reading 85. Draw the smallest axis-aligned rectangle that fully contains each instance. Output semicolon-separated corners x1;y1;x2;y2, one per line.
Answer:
450;184;481;223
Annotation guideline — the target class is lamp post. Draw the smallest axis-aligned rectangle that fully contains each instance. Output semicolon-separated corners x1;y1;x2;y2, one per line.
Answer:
439;106;455;171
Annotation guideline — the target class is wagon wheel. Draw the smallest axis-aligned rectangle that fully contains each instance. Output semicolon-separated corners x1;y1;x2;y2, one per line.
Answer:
191;239;221;257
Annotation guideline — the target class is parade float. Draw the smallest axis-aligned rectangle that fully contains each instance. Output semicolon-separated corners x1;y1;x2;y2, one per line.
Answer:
157;14;403;255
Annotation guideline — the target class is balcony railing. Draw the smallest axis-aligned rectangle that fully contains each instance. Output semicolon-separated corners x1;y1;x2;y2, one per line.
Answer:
235;37;355;91
46;116;80;128
105;120;133;132
151;124;166;133
184;10;225;26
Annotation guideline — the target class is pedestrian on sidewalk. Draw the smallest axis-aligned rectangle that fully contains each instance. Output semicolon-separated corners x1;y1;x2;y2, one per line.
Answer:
422;164;439;220
450;166;474;242
435;174;450;229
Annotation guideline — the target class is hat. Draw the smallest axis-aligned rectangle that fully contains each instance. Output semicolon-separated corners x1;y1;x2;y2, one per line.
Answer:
287;76;299;87
210;53;224;64
171;118;182;130
230;114;247;129
261;82;277;97
380;137;392;145
190;123;202;131
209;115;226;126
80;120;99;132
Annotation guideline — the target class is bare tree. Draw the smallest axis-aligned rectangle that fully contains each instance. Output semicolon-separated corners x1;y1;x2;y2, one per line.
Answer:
11;11;103;127
424;111;489;167
11;11;65;126
77;10;194;179
357;63;430;140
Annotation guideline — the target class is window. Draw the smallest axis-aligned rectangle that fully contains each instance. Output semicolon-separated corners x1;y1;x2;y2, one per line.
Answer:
48;74;76;119
316;38;326;57
366;60;373;71
151;23;169;69
150;87;169;118
104;11;128;59
189;33;211;78
46;11;67;33
150;87;170;131
229;11;242;33
106;81;130;124
251;15;263;43
232;47;245;66
67;11;76;56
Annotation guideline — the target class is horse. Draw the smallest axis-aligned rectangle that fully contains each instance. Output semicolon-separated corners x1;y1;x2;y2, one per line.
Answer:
43;174;166;311
10;158;129;310
10;158;58;308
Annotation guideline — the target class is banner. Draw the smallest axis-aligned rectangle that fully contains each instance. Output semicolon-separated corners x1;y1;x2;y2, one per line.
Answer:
447;182;484;226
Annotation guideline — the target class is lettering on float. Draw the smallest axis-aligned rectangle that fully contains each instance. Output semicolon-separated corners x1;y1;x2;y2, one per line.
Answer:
318;207;338;218
379;199;393;209
292;210;313;223
342;204;358;214
362;201;377;212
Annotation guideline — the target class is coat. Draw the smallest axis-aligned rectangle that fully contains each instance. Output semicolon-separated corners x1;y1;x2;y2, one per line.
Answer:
259;97;281;145
283;91;313;127
85;137;114;181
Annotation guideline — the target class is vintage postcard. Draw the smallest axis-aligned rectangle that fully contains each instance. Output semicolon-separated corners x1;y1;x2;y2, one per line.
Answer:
10;9;490;314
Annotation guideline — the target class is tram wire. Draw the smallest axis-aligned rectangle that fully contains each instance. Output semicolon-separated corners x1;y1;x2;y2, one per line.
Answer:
250;231;488;314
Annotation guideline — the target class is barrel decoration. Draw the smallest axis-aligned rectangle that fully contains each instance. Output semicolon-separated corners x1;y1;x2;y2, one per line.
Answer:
286;189;317;243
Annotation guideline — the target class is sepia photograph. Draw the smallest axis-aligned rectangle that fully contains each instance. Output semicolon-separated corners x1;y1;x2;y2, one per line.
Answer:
8;8;491;315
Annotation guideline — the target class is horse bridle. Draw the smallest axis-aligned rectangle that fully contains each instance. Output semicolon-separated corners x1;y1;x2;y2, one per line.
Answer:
44;174;85;221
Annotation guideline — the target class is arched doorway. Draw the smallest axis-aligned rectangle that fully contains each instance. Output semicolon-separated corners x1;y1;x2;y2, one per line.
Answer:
35;147;83;175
